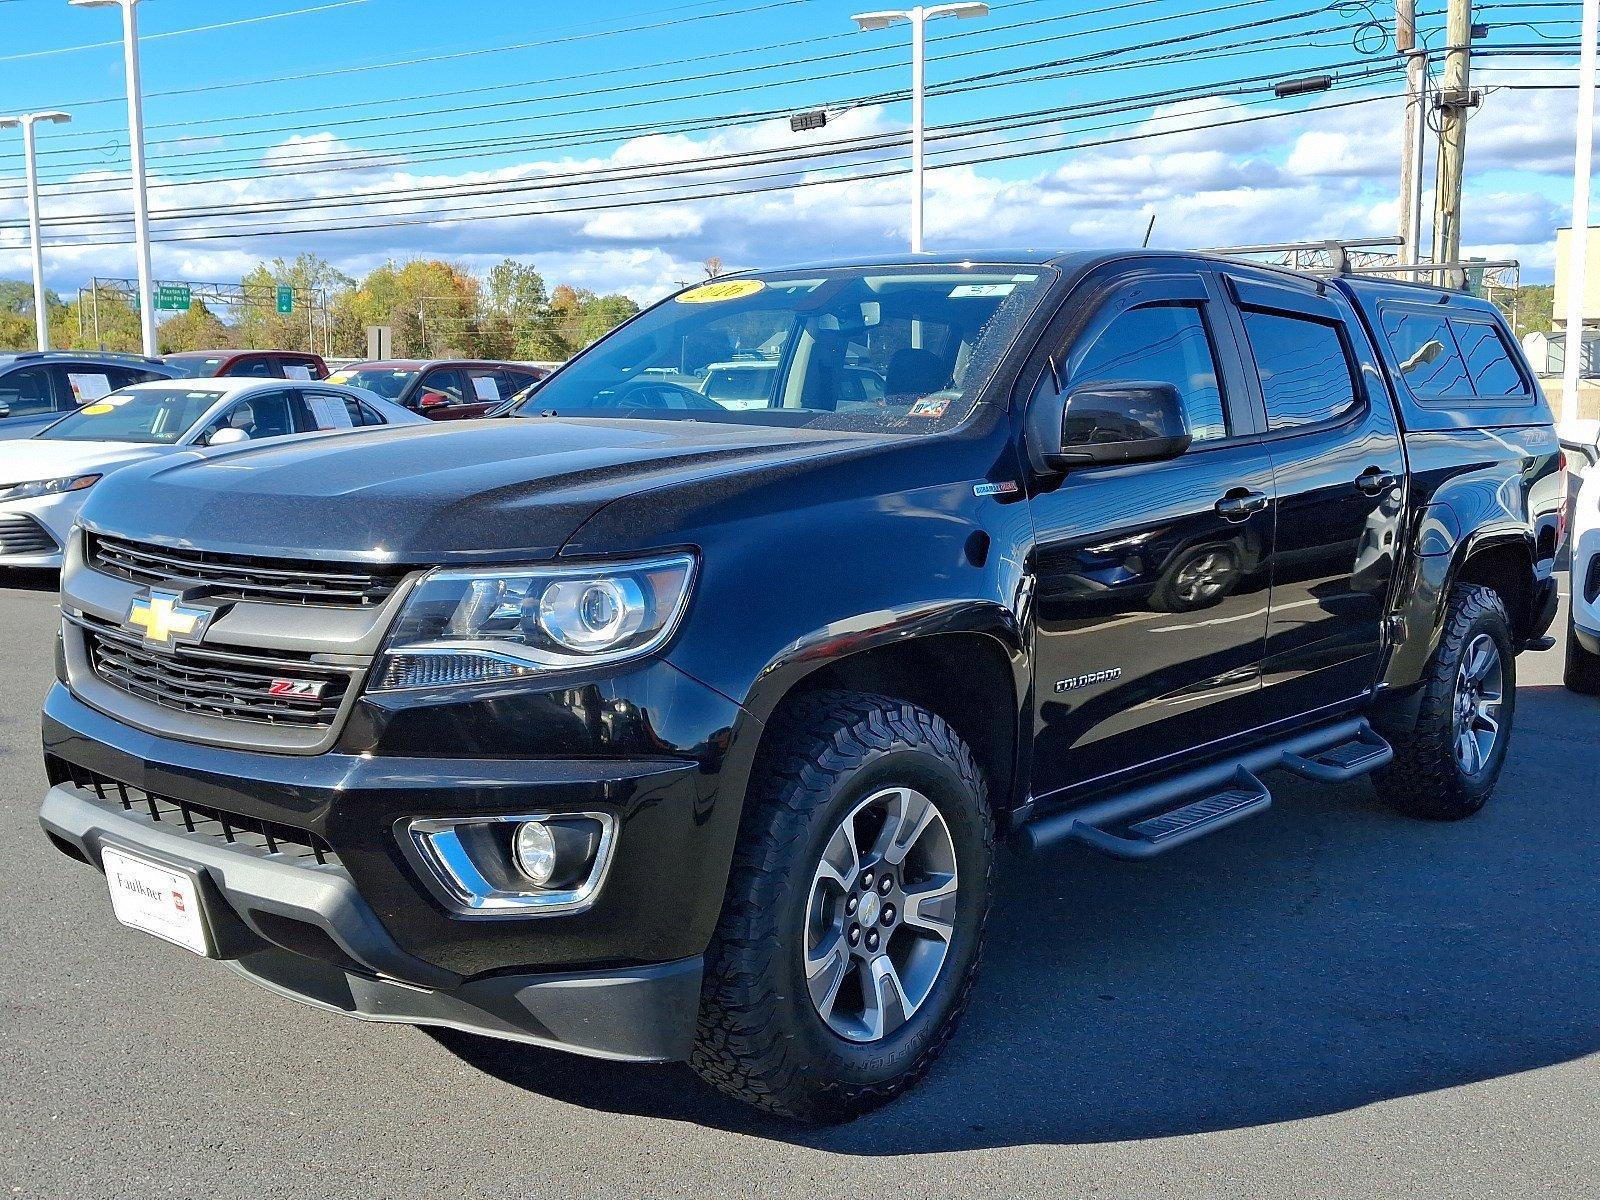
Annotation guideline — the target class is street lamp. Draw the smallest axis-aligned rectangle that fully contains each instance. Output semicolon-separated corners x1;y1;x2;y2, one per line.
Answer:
851;3;988;253
0;111;71;351
69;0;156;357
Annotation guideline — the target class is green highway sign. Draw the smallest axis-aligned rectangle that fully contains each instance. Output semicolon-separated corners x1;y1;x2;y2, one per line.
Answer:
276;285;295;315
155;284;191;312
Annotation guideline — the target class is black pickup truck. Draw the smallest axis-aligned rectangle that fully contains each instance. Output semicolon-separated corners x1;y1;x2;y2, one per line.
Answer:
38;251;1563;1122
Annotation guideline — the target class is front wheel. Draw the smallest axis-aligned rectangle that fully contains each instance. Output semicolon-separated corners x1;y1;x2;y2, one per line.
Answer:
1378;583;1515;820
690;691;993;1122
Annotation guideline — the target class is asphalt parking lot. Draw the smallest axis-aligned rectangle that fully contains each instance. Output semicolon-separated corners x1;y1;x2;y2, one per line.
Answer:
1;571;1595;1200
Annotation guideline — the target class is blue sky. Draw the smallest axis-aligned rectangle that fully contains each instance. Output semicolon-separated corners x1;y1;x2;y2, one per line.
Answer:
0;0;1588;300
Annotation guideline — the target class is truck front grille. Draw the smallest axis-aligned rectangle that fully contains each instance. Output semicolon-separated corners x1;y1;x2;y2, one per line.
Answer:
48;757;339;868
0;513;59;557
79;615;349;728
87;533;404;607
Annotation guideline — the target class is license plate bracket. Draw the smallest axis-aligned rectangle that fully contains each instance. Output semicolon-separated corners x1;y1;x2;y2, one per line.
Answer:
101;845;216;958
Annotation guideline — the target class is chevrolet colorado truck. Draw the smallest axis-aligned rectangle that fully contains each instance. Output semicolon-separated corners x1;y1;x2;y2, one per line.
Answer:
38;251;1563;1122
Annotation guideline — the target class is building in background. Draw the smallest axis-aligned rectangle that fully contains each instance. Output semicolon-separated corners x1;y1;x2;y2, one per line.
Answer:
1551;226;1600;376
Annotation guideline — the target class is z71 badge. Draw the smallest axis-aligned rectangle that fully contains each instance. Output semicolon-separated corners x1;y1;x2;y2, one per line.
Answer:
1054;668;1122;693
267;678;327;700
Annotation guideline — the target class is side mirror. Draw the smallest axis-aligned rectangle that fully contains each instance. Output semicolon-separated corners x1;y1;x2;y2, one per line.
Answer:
207;427;250;446
419;391;452;409
1031;379;1192;473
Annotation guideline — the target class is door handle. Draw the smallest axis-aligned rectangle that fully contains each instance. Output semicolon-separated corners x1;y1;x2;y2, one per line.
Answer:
1215;488;1269;522
1355;467;1399;496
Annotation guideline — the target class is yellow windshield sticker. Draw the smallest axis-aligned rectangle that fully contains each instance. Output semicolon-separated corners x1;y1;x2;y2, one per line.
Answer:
81;403;116;415
326;372;352;384
676;279;765;304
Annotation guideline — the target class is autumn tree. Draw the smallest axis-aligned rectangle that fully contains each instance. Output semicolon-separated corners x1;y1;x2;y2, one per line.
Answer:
236;253;353;353
158;299;232;353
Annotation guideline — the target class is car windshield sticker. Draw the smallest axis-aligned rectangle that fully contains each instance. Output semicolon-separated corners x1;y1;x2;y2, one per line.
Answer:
471;375;501;402
67;373;112;401
326;372;351;384
908;396;952;419
81;403;116;416
305;395;353;428
283;364;314;380
949;283;1015;298
676;279;766;304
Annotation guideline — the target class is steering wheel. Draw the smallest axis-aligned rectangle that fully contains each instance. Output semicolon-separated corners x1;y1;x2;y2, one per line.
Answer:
608;379;725;412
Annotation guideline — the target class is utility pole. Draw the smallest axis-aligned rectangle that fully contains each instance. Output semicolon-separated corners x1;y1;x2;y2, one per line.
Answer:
1395;0;1429;266
1432;0;1477;264
1560;0;1599;427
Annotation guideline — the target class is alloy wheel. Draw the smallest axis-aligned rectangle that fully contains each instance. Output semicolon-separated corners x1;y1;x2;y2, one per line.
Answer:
1452;632;1504;776
803;786;958;1044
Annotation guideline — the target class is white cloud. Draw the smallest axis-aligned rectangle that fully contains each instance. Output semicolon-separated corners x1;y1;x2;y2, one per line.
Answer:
0;73;1589;303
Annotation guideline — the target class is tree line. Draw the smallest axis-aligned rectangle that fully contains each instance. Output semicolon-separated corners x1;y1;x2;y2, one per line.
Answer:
0;254;641;361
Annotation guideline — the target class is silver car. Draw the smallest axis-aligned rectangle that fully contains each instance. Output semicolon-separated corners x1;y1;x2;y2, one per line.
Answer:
0;377;425;569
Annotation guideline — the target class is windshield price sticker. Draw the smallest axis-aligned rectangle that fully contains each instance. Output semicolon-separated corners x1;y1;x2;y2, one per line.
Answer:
677;279;766;304
472;376;501;402
949;283;1015;298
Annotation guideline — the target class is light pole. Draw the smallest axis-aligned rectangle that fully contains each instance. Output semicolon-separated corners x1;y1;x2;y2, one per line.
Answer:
852;3;988;253
70;0;156;357
0;111;71;351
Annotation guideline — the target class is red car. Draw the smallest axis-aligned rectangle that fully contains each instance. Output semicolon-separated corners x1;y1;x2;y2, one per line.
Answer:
162;350;329;380
325;359;548;420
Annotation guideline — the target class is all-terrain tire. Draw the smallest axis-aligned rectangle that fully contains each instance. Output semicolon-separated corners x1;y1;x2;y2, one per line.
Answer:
689;690;994;1123
1378;584;1515;820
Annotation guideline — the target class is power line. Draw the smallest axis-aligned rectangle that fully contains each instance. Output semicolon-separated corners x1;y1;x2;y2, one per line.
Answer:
30;87;1402;249
0;0;376;65
8;4;1387;194
12;0;1346;177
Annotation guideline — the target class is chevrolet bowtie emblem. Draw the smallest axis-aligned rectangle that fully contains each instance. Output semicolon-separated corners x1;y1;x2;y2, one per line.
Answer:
126;590;212;646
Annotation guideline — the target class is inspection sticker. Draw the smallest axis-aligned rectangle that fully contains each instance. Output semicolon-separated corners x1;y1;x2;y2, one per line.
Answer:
676;279;766;304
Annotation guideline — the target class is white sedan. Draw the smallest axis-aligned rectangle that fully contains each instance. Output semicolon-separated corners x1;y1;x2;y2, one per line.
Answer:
0;377;425;569
1569;462;1600;693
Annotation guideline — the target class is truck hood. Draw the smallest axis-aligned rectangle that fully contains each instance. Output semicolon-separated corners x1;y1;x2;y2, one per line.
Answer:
79;417;879;562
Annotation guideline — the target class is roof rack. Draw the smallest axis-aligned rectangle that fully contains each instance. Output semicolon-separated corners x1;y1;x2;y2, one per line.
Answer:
1199;237;1519;294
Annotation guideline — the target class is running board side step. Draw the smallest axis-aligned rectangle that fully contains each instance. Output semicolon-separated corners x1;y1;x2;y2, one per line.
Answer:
1013;719;1392;861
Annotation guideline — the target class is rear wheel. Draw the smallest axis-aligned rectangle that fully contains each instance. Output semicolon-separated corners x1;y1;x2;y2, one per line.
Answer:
1379;584;1515;820
690;691;993;1122
1565;608;1600;695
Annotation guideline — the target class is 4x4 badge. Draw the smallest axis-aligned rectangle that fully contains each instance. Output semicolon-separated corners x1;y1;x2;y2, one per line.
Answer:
125;590;213;646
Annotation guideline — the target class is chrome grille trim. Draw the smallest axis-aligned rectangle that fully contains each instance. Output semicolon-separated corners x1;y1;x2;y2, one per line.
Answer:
86;533;404;607
72;612;352;728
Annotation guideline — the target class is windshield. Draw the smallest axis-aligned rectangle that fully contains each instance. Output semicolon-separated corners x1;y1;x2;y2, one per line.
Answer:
43;387;219;444
164;356;225;378
506;266;1056;434
328;366;417;399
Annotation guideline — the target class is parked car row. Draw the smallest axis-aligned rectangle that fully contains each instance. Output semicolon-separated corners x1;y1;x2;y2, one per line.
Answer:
0;376;426;567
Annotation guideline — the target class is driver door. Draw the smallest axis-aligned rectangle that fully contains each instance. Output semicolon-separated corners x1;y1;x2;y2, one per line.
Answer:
1027;269;1279;797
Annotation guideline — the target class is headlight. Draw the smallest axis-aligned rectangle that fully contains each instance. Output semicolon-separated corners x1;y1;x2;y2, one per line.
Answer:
372;553;696;691
0;474;100;503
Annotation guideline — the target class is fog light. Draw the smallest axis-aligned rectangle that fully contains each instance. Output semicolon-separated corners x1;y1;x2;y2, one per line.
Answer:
400;812;616;914
512;821;558;885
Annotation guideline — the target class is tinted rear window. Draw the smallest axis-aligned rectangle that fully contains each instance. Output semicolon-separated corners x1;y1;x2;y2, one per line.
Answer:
1379;306;1526;401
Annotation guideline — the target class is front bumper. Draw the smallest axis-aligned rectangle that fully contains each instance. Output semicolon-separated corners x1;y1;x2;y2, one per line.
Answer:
0;490;85;567
41;781;701;1060
42;667;751;975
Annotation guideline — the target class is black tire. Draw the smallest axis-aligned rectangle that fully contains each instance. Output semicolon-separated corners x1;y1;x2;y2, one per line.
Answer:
1378;584;1516;820
1564;608;1600;695
690;690;994;1123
